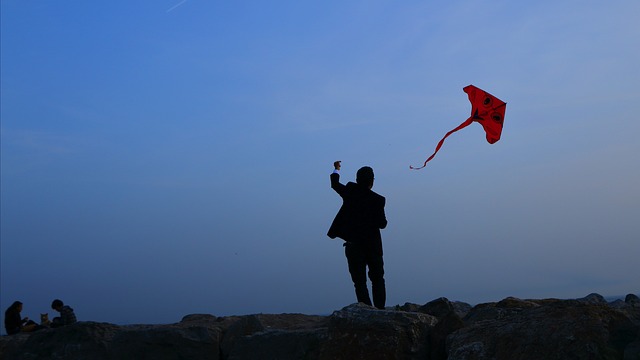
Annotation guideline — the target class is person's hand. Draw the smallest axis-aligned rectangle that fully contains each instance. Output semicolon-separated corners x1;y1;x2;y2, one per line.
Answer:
333;161;341;170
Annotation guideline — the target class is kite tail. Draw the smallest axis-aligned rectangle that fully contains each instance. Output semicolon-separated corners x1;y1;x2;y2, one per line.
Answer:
410;117;474;170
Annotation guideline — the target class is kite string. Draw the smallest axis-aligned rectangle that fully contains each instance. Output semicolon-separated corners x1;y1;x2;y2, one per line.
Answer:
409;117;474;170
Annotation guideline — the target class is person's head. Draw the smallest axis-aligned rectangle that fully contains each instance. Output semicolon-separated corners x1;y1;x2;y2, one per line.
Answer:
8;301;23;312
356;166;374;189
51;299;64;311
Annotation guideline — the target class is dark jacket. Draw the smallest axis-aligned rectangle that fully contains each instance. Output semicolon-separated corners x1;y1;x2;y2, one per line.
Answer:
60;305;77;325
4;308;22;335
328;172;387;255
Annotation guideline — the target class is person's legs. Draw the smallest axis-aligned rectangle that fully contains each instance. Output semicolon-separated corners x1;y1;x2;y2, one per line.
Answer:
345;243;372;306
367;253;386;309
51;317;63;328
22;320;38;332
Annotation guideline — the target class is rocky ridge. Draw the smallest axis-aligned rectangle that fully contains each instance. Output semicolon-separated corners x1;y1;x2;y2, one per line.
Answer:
1;293;638;360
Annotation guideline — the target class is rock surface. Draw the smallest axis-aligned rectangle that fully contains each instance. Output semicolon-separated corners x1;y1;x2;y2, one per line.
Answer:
1;293;638;360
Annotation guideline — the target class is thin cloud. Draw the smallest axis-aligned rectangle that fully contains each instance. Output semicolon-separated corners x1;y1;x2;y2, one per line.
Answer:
166;0;187;13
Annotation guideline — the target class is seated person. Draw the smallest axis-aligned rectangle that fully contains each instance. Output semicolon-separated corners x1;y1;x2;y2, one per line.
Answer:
50;299;77;328
4;301;38;335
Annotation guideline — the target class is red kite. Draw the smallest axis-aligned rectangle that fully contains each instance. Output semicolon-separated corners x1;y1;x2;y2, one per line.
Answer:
410;85;507;170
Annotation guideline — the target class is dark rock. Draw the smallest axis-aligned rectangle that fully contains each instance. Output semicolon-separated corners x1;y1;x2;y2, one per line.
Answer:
4;322;120;360
319;303;437;360
624;332;640;360
0;320;225;360
396;302;421;313
579;292;608;305
496;296;540;309
463;302;520;324
626;294;640;305
0;333;34;359
419;297;472;320
228;327;327;360
420;297;454;318
181;314;218;323
220;313;328;360
416;297;469;360
448;297;639;360
110;324;224;360
451;301;473;319
220;315;267;358
611;299;628;309
430;311;465;360
463;296;562;325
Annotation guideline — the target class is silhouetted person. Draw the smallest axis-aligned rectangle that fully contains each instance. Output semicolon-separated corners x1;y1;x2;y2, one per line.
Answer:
50;299;77;328
4;301;38;335
328;161;388;309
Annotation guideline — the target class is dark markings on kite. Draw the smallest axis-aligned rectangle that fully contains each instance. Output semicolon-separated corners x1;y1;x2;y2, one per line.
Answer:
410;85;507;170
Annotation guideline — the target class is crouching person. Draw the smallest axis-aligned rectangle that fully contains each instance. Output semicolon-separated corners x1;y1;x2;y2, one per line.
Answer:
51;299;77;328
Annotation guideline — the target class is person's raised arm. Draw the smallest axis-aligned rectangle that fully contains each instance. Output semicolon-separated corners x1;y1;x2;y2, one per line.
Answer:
330;161;346;195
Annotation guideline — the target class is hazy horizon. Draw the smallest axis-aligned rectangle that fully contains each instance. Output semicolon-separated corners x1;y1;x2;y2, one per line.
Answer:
2;1;638;334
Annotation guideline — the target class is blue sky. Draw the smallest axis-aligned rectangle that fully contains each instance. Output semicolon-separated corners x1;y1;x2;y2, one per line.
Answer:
2;0;639;329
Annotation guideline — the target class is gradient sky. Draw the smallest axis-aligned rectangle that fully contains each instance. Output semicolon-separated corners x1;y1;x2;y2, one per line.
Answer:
2;1;639;331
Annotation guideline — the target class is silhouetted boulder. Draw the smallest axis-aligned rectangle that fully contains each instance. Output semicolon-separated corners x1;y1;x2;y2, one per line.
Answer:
0;319;225;360
220;313;328;360
579;292;609;305
396;302;421;313
430;310;465;360
463;296;545;325
448;294;640;360
418;297;472;320
320;303;437;360
626;294;640;305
